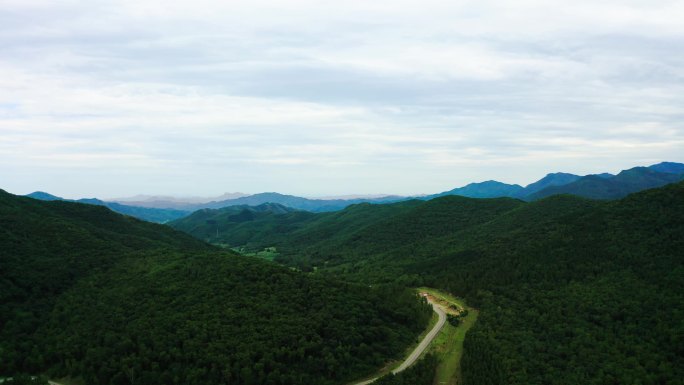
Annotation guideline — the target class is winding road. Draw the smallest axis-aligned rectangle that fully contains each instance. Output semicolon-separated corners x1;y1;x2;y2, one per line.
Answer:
353;296;447;385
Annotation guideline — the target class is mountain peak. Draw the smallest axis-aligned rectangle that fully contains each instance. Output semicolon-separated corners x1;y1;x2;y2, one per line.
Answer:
26;191;63;201
519;172;581;197
648;161;684;174
430;180;523;199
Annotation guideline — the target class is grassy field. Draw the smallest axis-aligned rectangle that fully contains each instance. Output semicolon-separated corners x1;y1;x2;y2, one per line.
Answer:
230;246;280;261
417;287;479;385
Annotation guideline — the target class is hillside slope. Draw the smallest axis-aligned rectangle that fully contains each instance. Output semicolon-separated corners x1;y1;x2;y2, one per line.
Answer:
0;190;432;385
194;183;684;385
169;199;426;251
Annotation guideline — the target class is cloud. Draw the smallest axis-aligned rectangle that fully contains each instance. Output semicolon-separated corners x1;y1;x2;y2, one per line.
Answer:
0;0;683;197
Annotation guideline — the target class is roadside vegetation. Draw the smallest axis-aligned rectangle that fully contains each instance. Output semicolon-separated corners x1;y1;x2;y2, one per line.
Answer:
348;295;440;385
373;354;438;385
369;287;478;385
417;288;478;385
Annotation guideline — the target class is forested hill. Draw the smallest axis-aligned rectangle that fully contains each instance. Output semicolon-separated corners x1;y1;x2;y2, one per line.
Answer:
169;199;419;248
169;196;524;256
0;189;432;385
1;189;211;379
1;189;211;311
168;203;314;246
184;182;684;384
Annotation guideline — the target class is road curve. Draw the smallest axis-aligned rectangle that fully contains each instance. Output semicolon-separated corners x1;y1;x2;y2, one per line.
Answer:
353;296;447;385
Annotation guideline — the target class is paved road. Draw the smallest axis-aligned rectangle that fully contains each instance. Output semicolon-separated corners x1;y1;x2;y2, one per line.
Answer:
353;296;447;385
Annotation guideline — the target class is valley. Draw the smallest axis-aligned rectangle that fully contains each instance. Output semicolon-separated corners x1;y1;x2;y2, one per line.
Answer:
0;191;431;385
3;2;682;383
3;176;683;385
171;181;684;385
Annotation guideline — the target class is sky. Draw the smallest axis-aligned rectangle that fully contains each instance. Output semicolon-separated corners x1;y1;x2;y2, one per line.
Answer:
1;0;683;199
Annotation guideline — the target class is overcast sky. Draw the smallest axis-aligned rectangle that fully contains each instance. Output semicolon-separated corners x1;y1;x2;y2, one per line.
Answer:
1;0;683;198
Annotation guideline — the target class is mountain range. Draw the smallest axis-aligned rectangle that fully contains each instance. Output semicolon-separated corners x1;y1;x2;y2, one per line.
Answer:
24;162;684;223
421;162;682;201
111;192;249;209
24;192;189;223
526;165;684;200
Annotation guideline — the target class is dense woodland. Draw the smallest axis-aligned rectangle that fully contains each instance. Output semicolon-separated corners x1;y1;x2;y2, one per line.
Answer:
374;354;438;385
1;190;211;370
181;181;684;385
169;203;315;247
5;178;684;384
0;190;432;384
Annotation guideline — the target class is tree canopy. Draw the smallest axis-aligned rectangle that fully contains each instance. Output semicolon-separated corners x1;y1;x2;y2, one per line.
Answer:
0;190;431;385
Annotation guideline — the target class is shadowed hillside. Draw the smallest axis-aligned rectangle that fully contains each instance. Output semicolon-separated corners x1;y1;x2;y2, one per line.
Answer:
0;190;432;385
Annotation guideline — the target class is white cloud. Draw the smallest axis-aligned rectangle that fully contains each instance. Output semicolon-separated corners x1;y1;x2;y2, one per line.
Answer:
0;0;683;197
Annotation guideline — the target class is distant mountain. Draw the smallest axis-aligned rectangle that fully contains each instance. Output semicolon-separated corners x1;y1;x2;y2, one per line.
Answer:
23;161;684;217
421;174;582;201
113;192;248;208
110;199;201;210
82;199;189;223
25;191;63;201
529;166;684;200
26;190;404;218
25;192;189;223
649;161;684;174
184;192;405;213
593;172;615;178
515;172;581;197
312;194;406;200
426;162;684;202
426;180;524;199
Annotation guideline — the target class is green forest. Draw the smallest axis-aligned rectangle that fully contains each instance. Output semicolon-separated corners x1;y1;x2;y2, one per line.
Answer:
3;180;684;385
374;354;438;385
175;182;684;385
0;190;432;384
